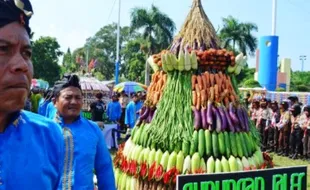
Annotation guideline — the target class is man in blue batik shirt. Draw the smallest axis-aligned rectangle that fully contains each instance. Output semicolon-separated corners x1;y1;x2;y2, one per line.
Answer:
52;74;115;190
0;0;64;189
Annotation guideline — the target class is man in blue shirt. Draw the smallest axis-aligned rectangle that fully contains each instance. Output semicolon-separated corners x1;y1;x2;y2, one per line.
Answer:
106;95;122;122
0;0;64;189
52;74;115;190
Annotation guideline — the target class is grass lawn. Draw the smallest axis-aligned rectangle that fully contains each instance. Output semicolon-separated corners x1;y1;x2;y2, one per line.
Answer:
271;153;310;188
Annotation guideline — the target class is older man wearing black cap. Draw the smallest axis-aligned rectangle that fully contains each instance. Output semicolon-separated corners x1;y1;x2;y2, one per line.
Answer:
0;0;64;189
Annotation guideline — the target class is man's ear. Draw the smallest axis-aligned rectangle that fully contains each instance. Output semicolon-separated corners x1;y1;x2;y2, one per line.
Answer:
52;97;56;105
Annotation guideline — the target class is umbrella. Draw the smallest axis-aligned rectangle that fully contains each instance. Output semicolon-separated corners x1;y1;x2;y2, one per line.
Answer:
113;81;147;94
31;79;49;90
79;77;110;92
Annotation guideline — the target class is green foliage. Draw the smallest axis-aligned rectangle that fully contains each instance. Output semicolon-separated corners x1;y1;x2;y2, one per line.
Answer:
290;71;310;92
235;67;255;87
219;16;258;57
130;5;176;54
32;36;63;85
275;87;286;92
242;79;261;88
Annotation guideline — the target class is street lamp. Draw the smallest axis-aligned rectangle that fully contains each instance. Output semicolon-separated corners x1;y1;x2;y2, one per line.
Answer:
300;55;306;72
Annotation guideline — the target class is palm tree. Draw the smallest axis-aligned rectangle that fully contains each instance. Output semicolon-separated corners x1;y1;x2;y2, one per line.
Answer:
130;5;176;85
219;16;258;56
130;5;176;55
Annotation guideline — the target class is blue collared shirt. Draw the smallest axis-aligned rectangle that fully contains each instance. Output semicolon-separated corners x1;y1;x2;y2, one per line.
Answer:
0;111;64;190
55;115;115;190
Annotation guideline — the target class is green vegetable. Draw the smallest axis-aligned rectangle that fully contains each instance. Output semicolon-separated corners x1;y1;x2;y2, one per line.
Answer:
198;129;205;157
212;132;219;158
207;156;215;174
229;132;238;157
148;148;156;166
155;149;163;165
238;133;248;157
224;132;231;158
176;151;185;173
205;130;212;156
183;155;191;174
221;156;230;172
167;151;177;171
215;159;222;173
235;133;244;158
228;156;238;172
191;153;200;174
190;130;199;156
182;140;190;156
160;151;170;170
218;132;225;156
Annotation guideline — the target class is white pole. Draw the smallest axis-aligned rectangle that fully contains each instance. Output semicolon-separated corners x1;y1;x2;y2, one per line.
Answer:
116;0;121;62
115;0;121;84
272;0;277;35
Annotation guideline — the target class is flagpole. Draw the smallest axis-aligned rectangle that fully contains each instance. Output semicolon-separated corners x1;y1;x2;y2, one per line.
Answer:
115;0;121;85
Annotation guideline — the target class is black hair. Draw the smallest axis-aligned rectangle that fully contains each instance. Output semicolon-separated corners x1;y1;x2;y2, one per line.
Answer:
96;92;103;99
53;74;81;98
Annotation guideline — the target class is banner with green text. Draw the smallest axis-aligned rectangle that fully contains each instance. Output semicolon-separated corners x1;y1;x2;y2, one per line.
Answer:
177;166;307;190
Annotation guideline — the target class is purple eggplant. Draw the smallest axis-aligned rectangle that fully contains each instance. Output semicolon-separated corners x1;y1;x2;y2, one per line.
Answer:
206;101;213;125
193;107;201;130
200;43;206;51
241;107;250;132
224;108;235;132
193;39;198;50
218;106;228;131
201;107;207;129
140;106;150;120
146;108;155;123
229;102;239;125
212;107;222;132
235;125;241;132
236;107;246;131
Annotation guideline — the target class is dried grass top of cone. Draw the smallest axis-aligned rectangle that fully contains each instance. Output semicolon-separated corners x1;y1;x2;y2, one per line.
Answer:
173;0;220;50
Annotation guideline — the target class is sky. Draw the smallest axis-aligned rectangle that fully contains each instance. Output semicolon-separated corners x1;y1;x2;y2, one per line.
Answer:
30;0;310;71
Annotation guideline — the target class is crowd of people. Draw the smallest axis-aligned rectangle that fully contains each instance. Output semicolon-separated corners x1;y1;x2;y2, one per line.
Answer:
246;95;310;161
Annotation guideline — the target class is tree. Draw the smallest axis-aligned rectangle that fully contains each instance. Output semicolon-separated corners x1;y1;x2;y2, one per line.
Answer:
219;16;258;56
130;5;176;55
83;23;134;80
121;37;147;83
32;36;63;85
290;71;310;92
62;48;78;73
130;5;176;85
242;79;261;88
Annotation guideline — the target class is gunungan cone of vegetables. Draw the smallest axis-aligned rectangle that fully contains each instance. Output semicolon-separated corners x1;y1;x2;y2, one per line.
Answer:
113;0;273;189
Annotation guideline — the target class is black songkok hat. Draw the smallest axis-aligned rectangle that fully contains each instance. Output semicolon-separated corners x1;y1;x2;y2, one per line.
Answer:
0;0;33;35
53;75;82;96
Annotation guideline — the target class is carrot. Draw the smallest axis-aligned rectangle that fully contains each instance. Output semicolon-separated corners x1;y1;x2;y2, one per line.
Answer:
214;84;219;102
209;86;214;102
196;93;201;110
201;89;206;104
204;72;210;88
163;74;167;83
210;73;215;87
214;74;221;87
192;91;197;106
197;75;203;90
153;92;160;104
195;84;200;94
224;97;230;107
192;75;197;90
230;94;235;103
202;74;207;90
